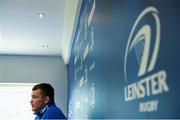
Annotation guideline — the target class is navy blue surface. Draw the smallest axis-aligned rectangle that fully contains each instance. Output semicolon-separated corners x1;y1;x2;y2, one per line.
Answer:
68;0;180;119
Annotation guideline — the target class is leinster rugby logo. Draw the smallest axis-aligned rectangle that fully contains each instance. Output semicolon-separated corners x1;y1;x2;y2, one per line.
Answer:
124;6;160;82
124;6;169;112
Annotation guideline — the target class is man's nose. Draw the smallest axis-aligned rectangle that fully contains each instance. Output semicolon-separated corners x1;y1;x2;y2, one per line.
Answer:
30;99;33;104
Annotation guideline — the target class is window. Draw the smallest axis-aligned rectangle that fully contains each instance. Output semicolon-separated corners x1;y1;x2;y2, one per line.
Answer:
0;83;36;120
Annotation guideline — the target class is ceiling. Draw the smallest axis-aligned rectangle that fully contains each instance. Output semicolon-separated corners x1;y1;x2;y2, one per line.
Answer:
0;0;82;64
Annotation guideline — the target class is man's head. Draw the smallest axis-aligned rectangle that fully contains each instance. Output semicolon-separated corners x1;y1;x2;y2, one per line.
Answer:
30;83;55;112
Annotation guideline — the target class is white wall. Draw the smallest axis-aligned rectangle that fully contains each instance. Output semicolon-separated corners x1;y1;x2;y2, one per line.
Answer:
0;55;67;117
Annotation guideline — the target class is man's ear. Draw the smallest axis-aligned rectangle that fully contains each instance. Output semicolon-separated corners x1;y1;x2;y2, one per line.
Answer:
44;96;50;104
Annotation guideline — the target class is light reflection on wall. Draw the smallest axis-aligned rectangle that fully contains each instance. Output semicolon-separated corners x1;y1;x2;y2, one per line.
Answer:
68;83;96;119
0;83;35;120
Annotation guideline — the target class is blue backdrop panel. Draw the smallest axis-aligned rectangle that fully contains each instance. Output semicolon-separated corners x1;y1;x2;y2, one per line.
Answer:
68;0;180;119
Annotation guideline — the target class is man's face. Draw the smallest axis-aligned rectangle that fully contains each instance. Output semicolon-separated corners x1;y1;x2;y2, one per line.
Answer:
30;89;48;112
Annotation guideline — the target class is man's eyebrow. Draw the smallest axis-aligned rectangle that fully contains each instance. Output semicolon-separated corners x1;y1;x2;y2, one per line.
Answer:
32;94;37;97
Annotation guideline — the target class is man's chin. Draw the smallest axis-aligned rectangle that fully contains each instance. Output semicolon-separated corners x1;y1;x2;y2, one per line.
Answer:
31;107;36;112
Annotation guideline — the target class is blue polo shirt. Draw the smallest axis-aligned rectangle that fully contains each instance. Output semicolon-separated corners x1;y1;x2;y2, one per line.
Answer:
34;102;66;120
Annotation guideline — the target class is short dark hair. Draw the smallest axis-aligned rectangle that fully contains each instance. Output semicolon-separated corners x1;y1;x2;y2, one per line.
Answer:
32;83;55;103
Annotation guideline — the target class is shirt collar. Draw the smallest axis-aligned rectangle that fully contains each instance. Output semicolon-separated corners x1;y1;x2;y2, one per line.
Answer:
34;104;48;117
34;102;55;116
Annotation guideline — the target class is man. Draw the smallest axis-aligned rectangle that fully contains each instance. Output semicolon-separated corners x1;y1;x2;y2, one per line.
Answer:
30;83;66;119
